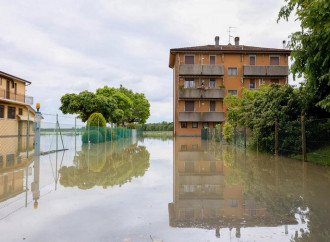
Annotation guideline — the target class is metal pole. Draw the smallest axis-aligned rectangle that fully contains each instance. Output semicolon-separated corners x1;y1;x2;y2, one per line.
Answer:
275;119;279;155
75;117;77;151
301;116;306;162
34;110;42;156
244;126;247;148
27;110;30;157
56;114;58;152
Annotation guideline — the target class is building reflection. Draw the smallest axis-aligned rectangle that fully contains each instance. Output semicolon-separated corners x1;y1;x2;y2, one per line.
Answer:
0;136;34;203
169;137;296;238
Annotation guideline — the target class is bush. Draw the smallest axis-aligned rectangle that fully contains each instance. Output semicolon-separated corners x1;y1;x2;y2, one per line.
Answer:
87;113;106;127
82;130;104;144
223;123;233;143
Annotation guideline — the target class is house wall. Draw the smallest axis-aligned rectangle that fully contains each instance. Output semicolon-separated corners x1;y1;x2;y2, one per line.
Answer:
174;52;289;136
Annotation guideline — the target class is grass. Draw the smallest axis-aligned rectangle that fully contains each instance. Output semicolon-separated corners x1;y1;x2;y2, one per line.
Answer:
142;131;173;138
291;145;330;166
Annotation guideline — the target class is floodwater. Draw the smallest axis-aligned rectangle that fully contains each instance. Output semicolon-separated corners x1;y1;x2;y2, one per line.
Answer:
0;135;329;242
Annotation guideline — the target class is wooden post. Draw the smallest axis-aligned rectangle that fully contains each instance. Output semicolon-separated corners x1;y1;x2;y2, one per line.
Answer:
301;116;306;162
275;119;279;155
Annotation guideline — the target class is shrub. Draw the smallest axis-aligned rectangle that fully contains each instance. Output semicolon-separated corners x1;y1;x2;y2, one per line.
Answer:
82;130;104;144
87;113;106;127
223;122;233;143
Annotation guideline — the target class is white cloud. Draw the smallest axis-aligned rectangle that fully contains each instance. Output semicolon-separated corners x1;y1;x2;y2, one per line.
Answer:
0;0;300;122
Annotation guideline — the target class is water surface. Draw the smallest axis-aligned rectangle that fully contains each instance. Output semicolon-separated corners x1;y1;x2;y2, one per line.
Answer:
0;136;329;241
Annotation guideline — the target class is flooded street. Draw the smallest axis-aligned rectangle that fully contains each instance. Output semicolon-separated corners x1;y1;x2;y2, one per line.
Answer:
0;136;329;241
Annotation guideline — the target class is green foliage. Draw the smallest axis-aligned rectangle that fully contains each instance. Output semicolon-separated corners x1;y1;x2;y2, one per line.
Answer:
119;85;150;124
82;130;104;144
60;85;150;125
278;0;330;112
223;122;233;142
86;113;106;127
139;121;173;131
224;94;241;126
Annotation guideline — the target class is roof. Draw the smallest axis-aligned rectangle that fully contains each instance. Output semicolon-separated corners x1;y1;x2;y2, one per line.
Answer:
169;44;291;68
0;71;32;84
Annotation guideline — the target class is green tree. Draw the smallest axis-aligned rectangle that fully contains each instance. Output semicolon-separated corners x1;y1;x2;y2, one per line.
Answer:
224;93;241;126
87;113;106;127
119;85;150;124
278;0;330;112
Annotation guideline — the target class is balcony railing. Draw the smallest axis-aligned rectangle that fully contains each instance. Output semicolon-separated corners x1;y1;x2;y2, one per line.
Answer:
179;88;224;99
0;88;34;105
179;112;225;122
243;65;289;76
179;64;225;76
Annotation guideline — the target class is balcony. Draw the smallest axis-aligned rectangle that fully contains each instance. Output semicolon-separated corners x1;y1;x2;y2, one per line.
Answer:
179;88;224;99
179;112;225;122
243;65;289;76
179;64;225;76
0;88;34;105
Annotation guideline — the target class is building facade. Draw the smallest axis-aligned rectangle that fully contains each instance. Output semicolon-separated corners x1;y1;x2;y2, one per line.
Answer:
0;71;35;137
169;36;291;136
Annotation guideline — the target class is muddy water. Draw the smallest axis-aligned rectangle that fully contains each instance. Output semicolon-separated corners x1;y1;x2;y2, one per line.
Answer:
0;136;329;241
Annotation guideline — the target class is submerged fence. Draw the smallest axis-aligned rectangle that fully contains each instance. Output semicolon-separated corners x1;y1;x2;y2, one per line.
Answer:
203;117;330;165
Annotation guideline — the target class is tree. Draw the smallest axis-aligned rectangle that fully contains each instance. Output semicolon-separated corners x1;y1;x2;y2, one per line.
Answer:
224;93;241;126
278;0;330;113
119;85;150;124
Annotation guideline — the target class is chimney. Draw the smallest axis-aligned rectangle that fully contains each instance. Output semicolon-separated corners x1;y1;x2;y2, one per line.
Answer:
215;36;219;46
282;40;286;49
234;37;240;46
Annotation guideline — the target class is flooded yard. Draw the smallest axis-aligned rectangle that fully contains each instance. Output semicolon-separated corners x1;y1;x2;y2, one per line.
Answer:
0;135;329;241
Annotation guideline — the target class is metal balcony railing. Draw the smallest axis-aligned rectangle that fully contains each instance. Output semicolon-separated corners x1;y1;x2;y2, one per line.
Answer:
179;88;225;99
0;88;34;105
243;65;289;76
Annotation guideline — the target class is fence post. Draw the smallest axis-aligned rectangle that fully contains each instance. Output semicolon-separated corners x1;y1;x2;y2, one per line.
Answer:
244;126;247;148
275;119;279;156
27;110;30;157
34;103;42;156
301;116;306;162
56;114;58;152
234;125;237;145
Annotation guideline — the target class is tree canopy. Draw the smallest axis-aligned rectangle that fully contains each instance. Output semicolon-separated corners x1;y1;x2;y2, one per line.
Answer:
278;0;330;112
59;85;150;124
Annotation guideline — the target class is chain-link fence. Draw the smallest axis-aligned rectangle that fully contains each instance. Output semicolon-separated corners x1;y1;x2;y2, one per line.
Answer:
279;118;330;165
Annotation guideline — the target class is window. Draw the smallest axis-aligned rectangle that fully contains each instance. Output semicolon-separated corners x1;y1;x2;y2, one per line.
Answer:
270;56;280;65
191;144;198;151
229;199;238;208
209;79;216;88
8;107;16;119
202;122;209;128
0;105;4;118
184;79;195;88
185;162;195;172
228;90;238;95
210;55;216;65
271;79;280;84
210;162;216;172
18;108;23;115
192;122;198;128
210;101;216;112
249;79;256;89
181;122;187;128
185;101;195;111
181;144;188;151
228;67;237;76
6;154;15;167
185;55;194;64
213;122;220;127
249;55;256;65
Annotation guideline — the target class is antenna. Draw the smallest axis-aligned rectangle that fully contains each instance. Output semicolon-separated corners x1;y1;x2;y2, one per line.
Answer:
227;26;236;44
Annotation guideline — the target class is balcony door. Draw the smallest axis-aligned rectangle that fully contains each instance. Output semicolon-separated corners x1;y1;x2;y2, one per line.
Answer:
6;80;10;99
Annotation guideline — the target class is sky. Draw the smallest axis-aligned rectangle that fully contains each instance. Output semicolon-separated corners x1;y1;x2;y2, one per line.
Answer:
0;0;300;123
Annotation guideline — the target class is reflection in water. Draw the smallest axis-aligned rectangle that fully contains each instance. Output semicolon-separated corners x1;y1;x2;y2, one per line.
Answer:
59;139;150;189
0;136;34;204
169;138;330;241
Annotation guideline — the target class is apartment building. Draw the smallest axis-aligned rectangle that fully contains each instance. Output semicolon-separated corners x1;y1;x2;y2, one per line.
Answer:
0;71;35;137
169;36;291;136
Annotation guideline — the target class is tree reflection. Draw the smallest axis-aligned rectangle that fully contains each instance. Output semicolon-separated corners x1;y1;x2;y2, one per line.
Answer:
59;141;150;189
